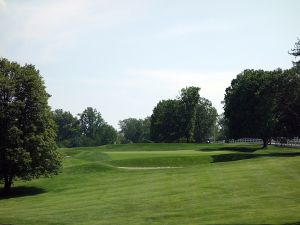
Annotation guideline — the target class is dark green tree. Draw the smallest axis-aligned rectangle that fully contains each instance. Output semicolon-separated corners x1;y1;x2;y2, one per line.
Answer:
224;69;280;148
150;99;182;142
194;97;218;143
179;86;200;142
79;107;104;139
273;68;300;138
100;124;117;145
0;58;62;193
119;118;144;143
52;109;81;147
78;107;117;146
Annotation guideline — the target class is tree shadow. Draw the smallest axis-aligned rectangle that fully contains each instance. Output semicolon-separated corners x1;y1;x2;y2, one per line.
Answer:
200;146;263;153
0;186;46;200
212;152;300;163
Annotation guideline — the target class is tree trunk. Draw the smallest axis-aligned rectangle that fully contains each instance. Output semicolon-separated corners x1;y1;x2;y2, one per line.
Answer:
263;138;268;148
3;176;12;194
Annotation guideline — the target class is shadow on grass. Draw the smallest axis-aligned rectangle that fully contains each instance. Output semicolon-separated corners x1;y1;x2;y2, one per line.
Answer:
200;146;263;153
212;152;300;163
0;186;46;200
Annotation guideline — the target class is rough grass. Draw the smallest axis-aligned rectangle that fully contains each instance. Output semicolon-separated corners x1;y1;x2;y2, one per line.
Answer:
1;143;300;225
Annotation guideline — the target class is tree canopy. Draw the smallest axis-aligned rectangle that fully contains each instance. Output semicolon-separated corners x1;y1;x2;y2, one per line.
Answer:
150;87;217;143
0;58;62;193
119;117;150;143
53;109;81;147
53;108;117;147
224;68;300;147
194;97;218;143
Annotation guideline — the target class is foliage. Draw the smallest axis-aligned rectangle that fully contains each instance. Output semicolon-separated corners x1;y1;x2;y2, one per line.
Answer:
289;38;300;71
52;109;81;147
101;124;118;145
150;99;182;142
179;86;201;142
78;107;117;146
119;118;144;143
194;97;218;143
119;117;150;143
53;107;117;147
273;68;300;138
0;58;62;193
224;68;300;147
150;87;216;143
224;69;277;147
215;113;229;140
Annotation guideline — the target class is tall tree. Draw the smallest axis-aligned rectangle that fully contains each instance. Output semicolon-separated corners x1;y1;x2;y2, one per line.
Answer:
119;118;144;143
179;87;200;142
0;58;62;193
52;109;81;147
79;107;104;140
78;107;117;146
150;99;182;142
224;69;282;147
194;97;218;143
100;124;117;145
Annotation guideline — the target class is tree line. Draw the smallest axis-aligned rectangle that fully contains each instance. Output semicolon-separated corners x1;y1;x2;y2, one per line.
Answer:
53;86;218;147
53;107;117;147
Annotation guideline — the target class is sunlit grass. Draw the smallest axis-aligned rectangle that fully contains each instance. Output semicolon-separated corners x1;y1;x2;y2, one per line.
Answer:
1;143;300;225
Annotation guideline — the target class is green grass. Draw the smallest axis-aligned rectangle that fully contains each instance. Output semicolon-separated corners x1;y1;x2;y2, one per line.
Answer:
1;143;300;225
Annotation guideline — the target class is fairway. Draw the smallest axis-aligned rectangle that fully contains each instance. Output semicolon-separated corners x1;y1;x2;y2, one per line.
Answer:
1;143;300;225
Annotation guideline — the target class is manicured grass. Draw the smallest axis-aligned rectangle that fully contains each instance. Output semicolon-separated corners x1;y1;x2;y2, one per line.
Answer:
1;143;300;225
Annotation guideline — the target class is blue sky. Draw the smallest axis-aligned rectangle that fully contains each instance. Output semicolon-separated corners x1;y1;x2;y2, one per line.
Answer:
0;0;299;128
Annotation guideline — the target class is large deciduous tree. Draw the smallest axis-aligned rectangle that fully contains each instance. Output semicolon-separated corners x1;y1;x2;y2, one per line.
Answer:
224;69;278;147
79;107;117;146
194;97;218;143
180;87;200;142
224;68;300;148
119;118;144;143
0;58;62;194
52;109;81;147
150;99;182;142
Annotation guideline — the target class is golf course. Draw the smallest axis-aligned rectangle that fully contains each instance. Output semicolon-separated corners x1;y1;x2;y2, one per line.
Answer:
1;143;300;225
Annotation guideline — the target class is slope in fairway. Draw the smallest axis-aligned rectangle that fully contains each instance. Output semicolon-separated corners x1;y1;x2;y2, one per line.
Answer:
1;143;300;225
